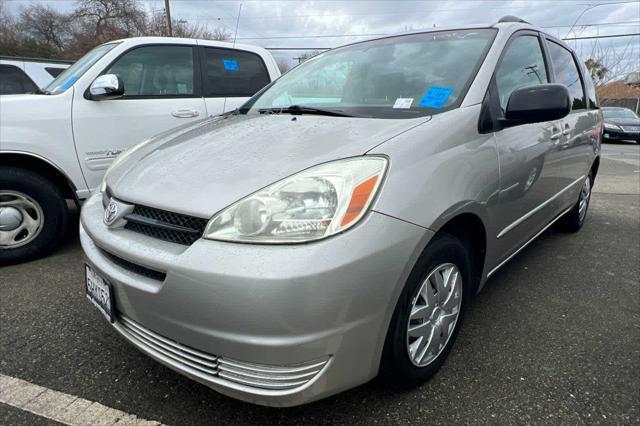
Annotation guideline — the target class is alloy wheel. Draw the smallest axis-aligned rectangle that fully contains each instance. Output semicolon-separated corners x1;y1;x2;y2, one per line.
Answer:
406;263;463;367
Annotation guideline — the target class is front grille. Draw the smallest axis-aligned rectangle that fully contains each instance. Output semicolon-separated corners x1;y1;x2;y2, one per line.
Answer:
116;315;329;391
124;205;208;246
99;248;167;282
622;126;640;132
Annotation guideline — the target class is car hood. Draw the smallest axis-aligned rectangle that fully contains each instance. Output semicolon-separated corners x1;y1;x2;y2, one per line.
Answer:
108;113;429;217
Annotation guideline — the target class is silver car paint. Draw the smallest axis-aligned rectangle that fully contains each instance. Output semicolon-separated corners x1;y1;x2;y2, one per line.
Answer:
81;22;601;406
107;114;429;218
81;194;433;406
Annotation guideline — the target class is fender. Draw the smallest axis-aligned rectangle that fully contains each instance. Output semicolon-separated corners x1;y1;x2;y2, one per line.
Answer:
0;90;89;199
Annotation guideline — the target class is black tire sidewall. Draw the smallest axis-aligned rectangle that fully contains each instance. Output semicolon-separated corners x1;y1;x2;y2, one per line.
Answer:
0;167;68;264
381;234;472;386
560;173;593;233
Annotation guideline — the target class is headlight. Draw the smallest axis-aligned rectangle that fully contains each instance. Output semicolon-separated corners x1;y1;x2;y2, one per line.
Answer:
604;123;621;131
99;139;152;193
204;156;387;243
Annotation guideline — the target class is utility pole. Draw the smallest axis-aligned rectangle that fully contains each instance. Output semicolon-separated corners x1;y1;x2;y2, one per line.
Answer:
164;0;173;37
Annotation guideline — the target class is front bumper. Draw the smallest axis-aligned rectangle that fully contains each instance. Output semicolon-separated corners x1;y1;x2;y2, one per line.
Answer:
80;193;431;406
603;128;640;141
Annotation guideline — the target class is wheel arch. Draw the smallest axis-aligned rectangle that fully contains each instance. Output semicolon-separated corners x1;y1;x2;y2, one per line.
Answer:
432;211;488;295
0;152;80;206
590;155;600;181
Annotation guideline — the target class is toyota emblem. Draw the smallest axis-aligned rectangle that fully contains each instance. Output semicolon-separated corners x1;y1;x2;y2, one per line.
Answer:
104;201;119;226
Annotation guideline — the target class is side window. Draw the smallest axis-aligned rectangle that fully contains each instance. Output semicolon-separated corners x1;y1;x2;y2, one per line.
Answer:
106;45;194;97
45;67;66;78
272;61;351;106
578;59;598;109
495;35;549;111
0;64;39;94
546;41;587;110
202;48;271;97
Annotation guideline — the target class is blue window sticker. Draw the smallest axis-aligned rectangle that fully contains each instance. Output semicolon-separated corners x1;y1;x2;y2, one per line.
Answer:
418;86;453;109
223;59;239;71
61;76;78;90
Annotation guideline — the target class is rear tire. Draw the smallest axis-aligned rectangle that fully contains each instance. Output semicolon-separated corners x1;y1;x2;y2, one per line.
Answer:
0;167;69;265
559;173;592;233
380;234;472;387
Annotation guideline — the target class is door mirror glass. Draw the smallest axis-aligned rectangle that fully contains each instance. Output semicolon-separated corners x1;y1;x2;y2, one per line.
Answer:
504;83;571;124
88;74;124;100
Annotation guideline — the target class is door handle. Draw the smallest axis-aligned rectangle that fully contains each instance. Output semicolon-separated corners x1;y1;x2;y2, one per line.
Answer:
172;109;200;118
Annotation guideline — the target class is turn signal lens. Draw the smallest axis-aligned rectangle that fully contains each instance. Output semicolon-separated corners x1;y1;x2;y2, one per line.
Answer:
341;175;379;227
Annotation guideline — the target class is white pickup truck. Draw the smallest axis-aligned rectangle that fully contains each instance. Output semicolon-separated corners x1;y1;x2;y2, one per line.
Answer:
0;37;280;263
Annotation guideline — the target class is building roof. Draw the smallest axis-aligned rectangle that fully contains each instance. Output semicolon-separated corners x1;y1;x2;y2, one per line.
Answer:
597;79;640;100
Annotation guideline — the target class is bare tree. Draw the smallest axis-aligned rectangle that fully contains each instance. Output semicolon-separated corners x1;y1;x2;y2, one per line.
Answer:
585;38;639;87
295;50;323;64
0;0;21;56
19;4;71;54
209;26;232;41
147;13;231;41
73;0;147;40
0;0;235;60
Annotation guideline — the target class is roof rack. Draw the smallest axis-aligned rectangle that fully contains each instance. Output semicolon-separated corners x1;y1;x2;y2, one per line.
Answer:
496;15;530;24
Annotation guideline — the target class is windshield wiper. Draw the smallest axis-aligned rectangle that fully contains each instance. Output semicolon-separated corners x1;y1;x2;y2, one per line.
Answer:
258;105;355;117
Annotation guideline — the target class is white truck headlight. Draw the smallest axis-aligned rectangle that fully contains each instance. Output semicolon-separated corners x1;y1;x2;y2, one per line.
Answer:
204;156;387;243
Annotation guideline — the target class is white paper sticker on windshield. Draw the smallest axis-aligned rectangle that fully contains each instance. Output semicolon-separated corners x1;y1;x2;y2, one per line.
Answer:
393;98;413;109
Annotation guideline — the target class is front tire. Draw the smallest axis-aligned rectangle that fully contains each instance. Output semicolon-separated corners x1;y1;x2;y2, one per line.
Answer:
381;234;472;387
0;167;69;265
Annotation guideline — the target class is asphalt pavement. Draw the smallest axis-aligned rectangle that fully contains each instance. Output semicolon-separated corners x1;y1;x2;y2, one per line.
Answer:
1;142;639;425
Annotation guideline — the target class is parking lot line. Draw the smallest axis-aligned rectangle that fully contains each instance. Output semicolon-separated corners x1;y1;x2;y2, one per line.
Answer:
0;374;163;426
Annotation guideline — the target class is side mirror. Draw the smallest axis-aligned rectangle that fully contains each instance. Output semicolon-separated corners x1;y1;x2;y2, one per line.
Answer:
503;83;571;126
88;74;124;100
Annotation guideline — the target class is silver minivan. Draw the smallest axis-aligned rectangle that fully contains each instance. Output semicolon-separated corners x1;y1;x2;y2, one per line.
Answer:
80;17;602;407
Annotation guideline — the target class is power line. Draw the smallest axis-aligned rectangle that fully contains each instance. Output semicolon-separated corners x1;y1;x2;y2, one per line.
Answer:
563;32;640;40
543;20;640;29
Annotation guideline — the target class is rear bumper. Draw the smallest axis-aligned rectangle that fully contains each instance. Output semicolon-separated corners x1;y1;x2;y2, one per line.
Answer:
80;193;430;406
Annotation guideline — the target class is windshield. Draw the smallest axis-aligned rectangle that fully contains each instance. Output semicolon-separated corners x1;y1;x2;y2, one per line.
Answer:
45;43;119;94
242;29;496;119
604;108;638;120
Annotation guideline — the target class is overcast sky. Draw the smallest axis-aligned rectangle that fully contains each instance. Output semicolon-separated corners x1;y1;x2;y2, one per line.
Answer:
4;0;640;68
